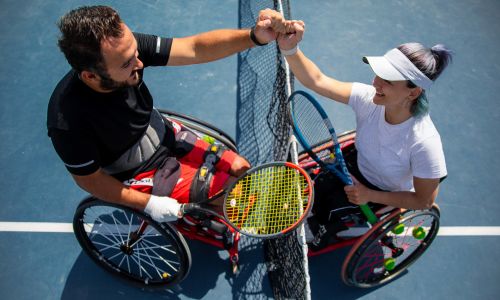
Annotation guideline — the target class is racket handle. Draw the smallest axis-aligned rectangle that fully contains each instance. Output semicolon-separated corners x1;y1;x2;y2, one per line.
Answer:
360;204;378;225
181;203;201;215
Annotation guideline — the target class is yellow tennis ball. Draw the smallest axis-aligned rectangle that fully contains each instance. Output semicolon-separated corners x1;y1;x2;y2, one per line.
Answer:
412;227;426;240
384;258;396;271
202;135;216;144
392;223;405;235
162;272;169;278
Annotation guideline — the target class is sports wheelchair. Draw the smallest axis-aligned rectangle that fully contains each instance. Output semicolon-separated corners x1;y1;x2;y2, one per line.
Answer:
72;111;440;289
72;109;242;288
297;130;441;288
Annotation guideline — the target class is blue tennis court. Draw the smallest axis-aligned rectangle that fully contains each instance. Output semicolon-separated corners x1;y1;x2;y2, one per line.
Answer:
0;0;499;299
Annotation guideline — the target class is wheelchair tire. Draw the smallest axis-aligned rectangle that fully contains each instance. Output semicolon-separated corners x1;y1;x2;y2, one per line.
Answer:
341;205;440;288
73;197;192;287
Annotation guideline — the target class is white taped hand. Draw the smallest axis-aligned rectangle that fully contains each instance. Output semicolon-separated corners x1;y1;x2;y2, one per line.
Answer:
144;195;182;223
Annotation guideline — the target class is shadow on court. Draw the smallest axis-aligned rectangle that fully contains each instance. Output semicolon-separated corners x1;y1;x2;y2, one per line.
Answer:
308;247;393;299
61;238;272;300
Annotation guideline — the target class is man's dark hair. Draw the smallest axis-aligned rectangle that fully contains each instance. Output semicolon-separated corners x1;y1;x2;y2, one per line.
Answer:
57;5;123;73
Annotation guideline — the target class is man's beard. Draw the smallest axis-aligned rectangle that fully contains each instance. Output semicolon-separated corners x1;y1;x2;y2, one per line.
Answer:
98;70;140;91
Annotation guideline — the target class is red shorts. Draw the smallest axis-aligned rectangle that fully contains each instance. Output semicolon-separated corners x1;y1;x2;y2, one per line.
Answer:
124;120;238;203
170;152;236;203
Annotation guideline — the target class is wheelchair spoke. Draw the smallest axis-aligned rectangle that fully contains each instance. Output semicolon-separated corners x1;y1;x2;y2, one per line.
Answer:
135;247;171;279
126;255;131;274
91;217;123;245
110;212;126;245
128;228;161;248
120;210;134;245
135;244;175;251
136;243;180;266
117;253;127;272
91;241;122;252
137;246;165;279
356;250;384;280
138;240;181;272
107;249;126;261
86;223;127;246
141;236;177;255
129;252;154;280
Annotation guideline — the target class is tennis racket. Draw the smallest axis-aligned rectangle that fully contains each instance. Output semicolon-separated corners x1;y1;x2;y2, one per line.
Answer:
288;90;378;224
182;162;314;238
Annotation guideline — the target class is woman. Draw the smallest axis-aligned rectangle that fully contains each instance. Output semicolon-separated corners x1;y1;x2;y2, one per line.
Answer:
278;21;452;249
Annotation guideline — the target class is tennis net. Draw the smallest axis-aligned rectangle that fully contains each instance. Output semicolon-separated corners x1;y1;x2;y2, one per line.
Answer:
237;1;311;299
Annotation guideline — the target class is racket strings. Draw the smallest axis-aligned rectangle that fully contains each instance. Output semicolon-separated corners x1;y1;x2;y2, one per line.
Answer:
225;165;311;236
291;95;331;148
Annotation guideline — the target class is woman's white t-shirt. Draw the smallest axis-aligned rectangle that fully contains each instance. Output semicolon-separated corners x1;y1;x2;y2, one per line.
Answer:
348;82;447;192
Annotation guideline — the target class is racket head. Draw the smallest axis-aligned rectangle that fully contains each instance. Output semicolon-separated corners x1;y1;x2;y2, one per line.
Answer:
288;90;339;153
222;162;314;238
289;90;353;185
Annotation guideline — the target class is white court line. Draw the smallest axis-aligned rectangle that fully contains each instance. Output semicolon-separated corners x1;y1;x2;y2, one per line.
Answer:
1;222;500;236
438;226;500;236
0;222;74;233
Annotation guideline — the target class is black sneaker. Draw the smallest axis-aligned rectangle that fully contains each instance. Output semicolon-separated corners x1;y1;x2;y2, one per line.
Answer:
306;215;321;238
307;216;348;251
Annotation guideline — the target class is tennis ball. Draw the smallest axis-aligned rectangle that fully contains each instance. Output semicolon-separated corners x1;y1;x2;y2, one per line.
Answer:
392;223;405;235
202;135;216;144
412;227;426;240
384;258;396;271
162;272;169;278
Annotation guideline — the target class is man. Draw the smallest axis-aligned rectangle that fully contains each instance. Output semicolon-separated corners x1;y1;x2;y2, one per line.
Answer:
47;5;287;223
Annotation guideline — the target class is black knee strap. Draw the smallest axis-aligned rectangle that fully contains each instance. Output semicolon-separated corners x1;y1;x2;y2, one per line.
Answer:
189;144;225;203
203;144;224;165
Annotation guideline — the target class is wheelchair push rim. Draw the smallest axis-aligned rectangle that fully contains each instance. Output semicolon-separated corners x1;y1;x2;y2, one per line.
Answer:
341;206;440;288
73;197;192;287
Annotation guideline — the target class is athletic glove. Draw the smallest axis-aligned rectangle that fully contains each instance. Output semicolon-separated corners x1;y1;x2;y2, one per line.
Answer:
144;195;182;223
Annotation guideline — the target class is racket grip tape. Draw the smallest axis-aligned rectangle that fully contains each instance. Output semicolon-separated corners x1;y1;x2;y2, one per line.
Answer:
360;204;378;225
181;203;201;215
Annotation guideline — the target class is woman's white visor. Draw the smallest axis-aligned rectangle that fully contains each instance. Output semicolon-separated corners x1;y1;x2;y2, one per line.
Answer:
363;48;433;90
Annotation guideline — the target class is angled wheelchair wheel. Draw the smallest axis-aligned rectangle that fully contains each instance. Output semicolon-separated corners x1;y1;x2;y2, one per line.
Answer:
73;197;192;287
158;108;238;153
341;205;440;288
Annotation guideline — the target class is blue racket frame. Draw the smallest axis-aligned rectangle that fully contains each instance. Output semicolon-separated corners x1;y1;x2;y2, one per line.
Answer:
289;90;378;224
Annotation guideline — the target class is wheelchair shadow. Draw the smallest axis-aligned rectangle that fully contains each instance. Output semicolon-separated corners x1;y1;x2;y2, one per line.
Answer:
308;246;409;299
228;237;273;300
61;251;181;300
177;237;272;299
61;236;409;299
61;238;272;299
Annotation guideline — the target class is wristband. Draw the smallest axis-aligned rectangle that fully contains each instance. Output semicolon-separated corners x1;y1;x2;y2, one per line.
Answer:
280;45;299;56
250;27;268;46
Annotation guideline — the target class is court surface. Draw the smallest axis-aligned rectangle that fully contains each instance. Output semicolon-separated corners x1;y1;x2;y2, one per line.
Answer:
0;0;499;299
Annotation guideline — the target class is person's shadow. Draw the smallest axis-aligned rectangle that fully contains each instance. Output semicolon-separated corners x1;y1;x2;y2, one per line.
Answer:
61;236;273;299
308;246;409;299
61;239;229;299
61;227;405;300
